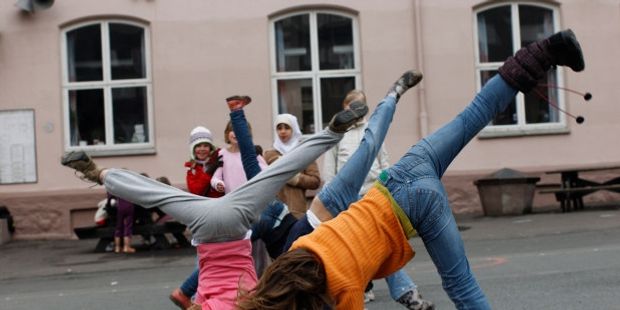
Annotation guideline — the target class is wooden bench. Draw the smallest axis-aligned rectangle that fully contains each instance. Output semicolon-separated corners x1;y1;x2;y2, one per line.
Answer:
74;205;191;252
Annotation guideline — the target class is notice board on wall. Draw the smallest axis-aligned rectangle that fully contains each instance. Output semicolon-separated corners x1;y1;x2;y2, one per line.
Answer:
0;109;37;184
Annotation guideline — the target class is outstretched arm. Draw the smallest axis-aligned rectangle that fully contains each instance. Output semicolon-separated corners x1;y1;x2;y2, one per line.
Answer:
227;96;262;180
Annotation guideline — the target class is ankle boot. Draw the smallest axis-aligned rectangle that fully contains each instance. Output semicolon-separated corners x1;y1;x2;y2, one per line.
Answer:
123;236;136;253
498;29;585;93
114;237;121;253
60;151;104;184
385;70;423;100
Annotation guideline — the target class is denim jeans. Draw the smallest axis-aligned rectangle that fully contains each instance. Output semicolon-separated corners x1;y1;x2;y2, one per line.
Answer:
180;265;199;297
379;75;517;310
315;94;416;301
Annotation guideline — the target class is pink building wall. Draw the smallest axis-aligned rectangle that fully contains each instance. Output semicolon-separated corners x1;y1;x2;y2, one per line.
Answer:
1;0;619;238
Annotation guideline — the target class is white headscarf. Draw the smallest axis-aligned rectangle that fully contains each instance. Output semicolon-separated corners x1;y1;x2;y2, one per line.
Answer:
273;113;302;154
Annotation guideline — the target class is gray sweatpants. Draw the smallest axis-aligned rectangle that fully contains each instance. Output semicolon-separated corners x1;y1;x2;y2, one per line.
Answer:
104;129;342;243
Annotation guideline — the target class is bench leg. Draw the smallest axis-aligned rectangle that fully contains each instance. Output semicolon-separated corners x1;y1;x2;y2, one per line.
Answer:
555;193;567;212
150;234;171;250
94;237;113;253
173;232;191;247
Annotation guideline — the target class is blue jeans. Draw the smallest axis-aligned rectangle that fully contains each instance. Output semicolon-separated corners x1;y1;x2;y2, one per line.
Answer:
180;266;199;297
316;95;416;301
380;75;517;310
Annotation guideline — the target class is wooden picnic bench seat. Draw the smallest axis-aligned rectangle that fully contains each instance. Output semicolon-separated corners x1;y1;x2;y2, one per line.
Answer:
539;184;620;212
539;184;620;194
74;204;191;252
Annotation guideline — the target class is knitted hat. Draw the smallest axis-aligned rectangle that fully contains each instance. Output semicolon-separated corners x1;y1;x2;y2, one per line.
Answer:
189;126;215;160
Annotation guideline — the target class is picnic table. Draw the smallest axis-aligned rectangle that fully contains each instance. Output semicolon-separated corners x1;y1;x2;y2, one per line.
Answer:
540;165;620;212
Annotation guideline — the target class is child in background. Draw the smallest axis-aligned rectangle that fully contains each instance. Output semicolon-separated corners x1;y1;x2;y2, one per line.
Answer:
264;114;321;219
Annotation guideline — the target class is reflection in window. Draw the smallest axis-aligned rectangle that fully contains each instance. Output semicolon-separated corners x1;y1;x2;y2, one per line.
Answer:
318;13;354;70
68;89;105;146
63;21;151;151
320;77;355;128
272;11;359;133
110;23;146;80
112;87;148;144
66;24;103;82
275;15;311;72
277;79;314;134
476;4;561;129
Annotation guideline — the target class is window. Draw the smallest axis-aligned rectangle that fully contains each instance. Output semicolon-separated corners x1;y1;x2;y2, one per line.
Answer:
61;20;153;155
475;3;567;136
270;11;360;134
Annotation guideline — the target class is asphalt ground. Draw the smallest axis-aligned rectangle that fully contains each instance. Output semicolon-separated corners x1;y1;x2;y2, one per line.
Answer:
1;205;619;309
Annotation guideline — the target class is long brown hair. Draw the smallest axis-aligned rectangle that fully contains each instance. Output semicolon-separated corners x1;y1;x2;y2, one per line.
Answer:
236;248;332;310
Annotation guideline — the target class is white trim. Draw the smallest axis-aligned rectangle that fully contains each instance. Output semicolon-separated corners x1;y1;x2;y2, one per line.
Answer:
60;19;154;155
473;2;567;136
269;10;361;133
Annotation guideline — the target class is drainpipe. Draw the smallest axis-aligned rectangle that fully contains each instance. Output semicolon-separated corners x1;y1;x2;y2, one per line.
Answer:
413;0;429;137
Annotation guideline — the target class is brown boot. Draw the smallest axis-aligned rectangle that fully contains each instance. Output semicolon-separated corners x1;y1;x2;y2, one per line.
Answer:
114;237;121;253
169;288;193;309
122;236;136;253
60;151;104;184
498;29;585;93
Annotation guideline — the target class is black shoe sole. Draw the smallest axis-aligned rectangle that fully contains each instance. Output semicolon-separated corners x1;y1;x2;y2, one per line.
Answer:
331;100;369;132
401;70;424;88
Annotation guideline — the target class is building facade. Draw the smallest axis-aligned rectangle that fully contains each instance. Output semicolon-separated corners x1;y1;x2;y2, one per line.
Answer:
1;0;619;238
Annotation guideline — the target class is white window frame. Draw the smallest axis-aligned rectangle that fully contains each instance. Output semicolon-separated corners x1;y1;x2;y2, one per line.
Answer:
60;20;155;156
474;2;569;138
269;10;362;134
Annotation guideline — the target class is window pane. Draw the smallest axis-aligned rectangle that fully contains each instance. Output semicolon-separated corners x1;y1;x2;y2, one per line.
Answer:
275;14;311;72
277;79;314;133
66;25;103;82
112;87;149;144
525;70;559;124
318;14;354;70
110;23;146;80
477;6;513;62
519;5;554;46
320;77;355;129
481;71;517;125
68;89;105;145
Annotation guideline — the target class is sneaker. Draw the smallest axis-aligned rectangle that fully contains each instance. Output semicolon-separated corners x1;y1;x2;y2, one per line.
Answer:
363;289;375;303
226;95;252;111
386;70;423;99
60;151;103;184
169;288;193;309
328;100;369;133
396;289;435;310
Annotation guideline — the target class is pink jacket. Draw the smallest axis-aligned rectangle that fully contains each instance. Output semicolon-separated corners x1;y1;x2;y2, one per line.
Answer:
194;239;258;309
211;148;268;194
